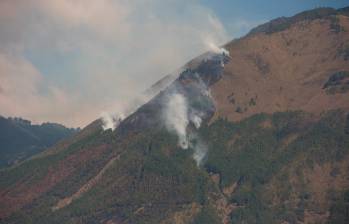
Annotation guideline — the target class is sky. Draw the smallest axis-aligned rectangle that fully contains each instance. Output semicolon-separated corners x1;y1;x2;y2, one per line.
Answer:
201;0;349;37
0;0;348;128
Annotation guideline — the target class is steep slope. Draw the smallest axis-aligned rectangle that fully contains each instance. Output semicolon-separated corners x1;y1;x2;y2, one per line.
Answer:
211;7;349;122
0;116;78;168
1;7;349;224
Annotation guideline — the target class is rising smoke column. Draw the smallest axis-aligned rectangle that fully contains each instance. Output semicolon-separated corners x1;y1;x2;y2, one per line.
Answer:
161;46;230;165
100;73;180;132
203;36;230;57
187;112;208;166
101;112;116;130
164;92;189;149
189;133;208;166
163;90;209;166
207;42;229;56
190;113;202;129
100;90;163;131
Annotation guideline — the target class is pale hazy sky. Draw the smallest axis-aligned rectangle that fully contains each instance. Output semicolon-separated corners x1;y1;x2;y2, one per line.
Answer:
0;0;347;127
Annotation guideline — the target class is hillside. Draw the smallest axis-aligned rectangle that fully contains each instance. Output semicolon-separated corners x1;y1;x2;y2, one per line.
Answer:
1;7;349;224
210;7;349;122
0;116;78;168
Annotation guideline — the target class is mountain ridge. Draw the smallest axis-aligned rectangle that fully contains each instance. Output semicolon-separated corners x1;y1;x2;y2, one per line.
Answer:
0;116;79;168
0;6;349;224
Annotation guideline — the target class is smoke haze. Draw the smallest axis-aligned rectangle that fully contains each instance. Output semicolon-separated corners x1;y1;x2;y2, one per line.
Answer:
164;92;189;149
0;0;229;127
162;84;211;166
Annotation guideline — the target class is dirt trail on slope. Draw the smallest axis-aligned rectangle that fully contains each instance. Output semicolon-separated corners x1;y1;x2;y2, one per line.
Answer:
0;144;109;218
52;155;120;211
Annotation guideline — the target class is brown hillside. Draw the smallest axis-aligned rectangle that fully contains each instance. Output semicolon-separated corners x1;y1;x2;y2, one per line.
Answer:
211;15;349;122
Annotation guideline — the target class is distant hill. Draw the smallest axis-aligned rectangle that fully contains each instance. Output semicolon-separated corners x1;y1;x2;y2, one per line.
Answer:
0;116;79;168
0;6;349;224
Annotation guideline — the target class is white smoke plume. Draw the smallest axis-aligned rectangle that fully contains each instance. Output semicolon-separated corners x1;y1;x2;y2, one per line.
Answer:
101;111;124;131
100;73;179;132
188;111;207;166
101;112;116;131
189;111;203;129
164;93;189;149
189;134;208;166
192;142;207;166
100;94;149;131
163;90;209;166
208;42;229;56
203;36;230;56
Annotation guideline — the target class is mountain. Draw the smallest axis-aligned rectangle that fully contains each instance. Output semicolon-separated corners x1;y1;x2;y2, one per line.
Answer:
0;116;79;168
1;6;349;224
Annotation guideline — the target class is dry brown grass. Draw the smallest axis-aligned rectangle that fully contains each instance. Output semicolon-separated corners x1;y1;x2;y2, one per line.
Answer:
210;16;349;123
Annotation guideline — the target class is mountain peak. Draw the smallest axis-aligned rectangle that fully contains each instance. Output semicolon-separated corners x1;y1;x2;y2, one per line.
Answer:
248;7;348;36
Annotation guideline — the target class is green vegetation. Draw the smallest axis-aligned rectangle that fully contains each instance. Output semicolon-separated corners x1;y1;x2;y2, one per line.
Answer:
337;43;349;60
2;110;349;223
0;116;78;168
0;128;104;189
249;98;256;106
327;190;349;224
345;113;349;134
201;110;349;223
2;128;214;224
323;71;349;88
235;106;243;113
323;71;349;94
192;205;220;224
